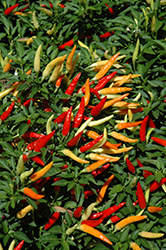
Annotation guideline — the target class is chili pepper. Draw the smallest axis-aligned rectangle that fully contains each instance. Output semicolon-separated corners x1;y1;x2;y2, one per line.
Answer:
88;114;114;127
22;131;45;140
111;131;138;143
96;174;114;204
117;107;144;115
150;177;166;192
19;4;28;12
116;120;143;130
23;98;34;108
79;135;103;153
67;131;83;147
46;114;54;135
30;162;53;182
105;4;114;14
58;39;74;50
112;74;132;87
32;11;39;29
139;115;149;141
90;88;101;100
72;97;85;128
84;189;100;199
115;215;147;230
91;163;110;178
130;242;142;250
101;93;129;110
41;56;63;81
148;117;156;128
151;15;156;33
41;7;53;16
139;231;164;238
44;212;60;230
49;55;66;83
126;158;135;173
148;206;162;213
34;44;42;73
92;52;120;81
79;224;112;245
26;36;37;45
47;23;56;35
81;158;111;174
34;130;55;152
86;130;118;150
73;206;83;218
53;177;61;191
61;164;68;170
91;146;133;155
77;80;94;94
66;45;76;71
23;187;44;200
55;74;65;89
16;155;24;175
100;202;126;220
61;149;89;164
151;136;166;146
54;111;67;124
87;153;119;163
69;52;80;76
99;86;132;95
16;202;39;219
137;158;153;178
136;182;146;209
13;240;24;250
84;78;91;106
90;96;107;117
88;211;104;220
110;215;121;223
74;117;93;137
63;73;81;102
81;219;103;227
20;168;34;183
94;71;117;91
3;59;13;73
4;3;19;15
41;2;53;8
8;240;15;250
0;101;14;122
100;31;114;39
62;106;72;136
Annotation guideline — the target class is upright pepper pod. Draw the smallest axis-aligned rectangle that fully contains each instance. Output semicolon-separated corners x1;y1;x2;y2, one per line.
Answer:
139;115;149;141
63;73;81;102
91;96;107;117
66;45;76;71
72;97;85;128
34;44;42;73
32;11;39;29
0;101;14;122
44;212;60;230
136;182;146;209
67;131;83;147
62;106;73;136
78;134;103;153
94;71;117;91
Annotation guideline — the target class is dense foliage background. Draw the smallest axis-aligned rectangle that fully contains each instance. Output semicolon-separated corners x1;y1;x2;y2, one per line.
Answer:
0;0;166;249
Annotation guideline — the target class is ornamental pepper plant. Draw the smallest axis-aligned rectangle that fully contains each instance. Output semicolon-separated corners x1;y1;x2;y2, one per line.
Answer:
0;0;166;249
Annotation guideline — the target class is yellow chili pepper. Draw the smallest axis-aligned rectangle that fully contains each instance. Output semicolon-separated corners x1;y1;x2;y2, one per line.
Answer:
49;55;66;82
32;11;39;29
138;231;164;238
84;78;90;106
41;56;63;81
16;202;39;219
16;155;24;175
30;162;53;182
130;242;142;250
34;44;42;73
110;131;138;143
47;23;56;35
8;240;15;250
61;149;89;164
66;45;76;72
91;146;133;154
41;7;53;16
88;114;114;127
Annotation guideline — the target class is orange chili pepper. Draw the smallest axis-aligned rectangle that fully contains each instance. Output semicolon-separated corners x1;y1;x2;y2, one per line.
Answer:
96;174;114;203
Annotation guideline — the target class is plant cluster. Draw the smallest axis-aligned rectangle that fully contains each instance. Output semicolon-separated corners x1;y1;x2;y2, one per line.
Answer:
0;0;166;249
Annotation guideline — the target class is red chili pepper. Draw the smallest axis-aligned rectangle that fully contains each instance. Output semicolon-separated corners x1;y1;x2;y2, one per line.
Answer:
72;97;85;128
58;39;74;50
30;155;45;166
81;219;103;227
53;177;61;191
105;4;114;14
41;2;53;8
44;212;60;230
77;81;94;94
0;101;15;121
83;115;94;121
126;158;135;173
23;98;34;108
133;200;139;206
43;99;52;112
4;3;19;15
136;182;146;209
148;117;156;128
110;215;121;223
151;137;166;146
78;134;103;153
137;159;153;178
60;164;68;170
100;32;114;39
26;131;55;151
94;71;117;91
62;106;73;136
84;189;100;199
81;87;100;100
14;240;24;250
67;131;83;147
91;96;107;117
59;3;65;8
55;74;65;88
88;211;104;220
26;119;31;125
32;177;51;191
54;111;67;124
73;206;83;218
139;115;149;141
63;73;81;102
22;131;45;140
19;4;28;12
100;202;126;220
91;163;110;178
150;177;166;192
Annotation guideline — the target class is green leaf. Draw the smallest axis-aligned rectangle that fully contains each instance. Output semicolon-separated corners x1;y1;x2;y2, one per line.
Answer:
109;184;123;194
18;123;29;137
12;231;32;243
